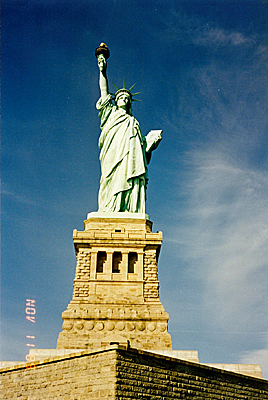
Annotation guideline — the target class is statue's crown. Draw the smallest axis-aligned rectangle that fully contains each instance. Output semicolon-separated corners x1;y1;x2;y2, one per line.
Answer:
113;80;141;103
115;88;132;101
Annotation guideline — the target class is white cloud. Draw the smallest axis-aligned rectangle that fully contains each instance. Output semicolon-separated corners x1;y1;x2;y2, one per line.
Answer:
194;28;254;46
240;334;268;380
177;148;268;322
153;9;256;49
168;146;268;376
161;25;268;375
1;188;36;206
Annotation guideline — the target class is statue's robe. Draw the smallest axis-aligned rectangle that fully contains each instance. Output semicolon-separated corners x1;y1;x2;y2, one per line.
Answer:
97;94;148;213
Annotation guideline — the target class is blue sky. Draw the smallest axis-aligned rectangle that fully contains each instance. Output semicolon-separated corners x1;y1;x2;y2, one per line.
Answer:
1;0;268;378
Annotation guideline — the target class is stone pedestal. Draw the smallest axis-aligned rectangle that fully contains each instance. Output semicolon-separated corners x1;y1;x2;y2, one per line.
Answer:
57;214;172;351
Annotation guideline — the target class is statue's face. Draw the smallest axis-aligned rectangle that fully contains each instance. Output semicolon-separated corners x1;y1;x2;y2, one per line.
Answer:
116;93;131;111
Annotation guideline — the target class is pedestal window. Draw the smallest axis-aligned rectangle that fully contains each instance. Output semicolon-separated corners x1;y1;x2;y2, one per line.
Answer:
96;251;106;273
112;252;122;273
128;252;137;273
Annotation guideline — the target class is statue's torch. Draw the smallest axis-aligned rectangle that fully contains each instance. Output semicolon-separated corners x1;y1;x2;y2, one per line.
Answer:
95;43;110;59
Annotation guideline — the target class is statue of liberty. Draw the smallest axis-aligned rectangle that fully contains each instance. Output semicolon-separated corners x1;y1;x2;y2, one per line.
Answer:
95;43;162;214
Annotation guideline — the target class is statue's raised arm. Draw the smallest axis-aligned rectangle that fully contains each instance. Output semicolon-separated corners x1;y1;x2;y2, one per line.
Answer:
95;43;162;215
95;43;109;100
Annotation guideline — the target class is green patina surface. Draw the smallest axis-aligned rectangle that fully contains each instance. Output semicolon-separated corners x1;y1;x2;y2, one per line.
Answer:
96;47;162;213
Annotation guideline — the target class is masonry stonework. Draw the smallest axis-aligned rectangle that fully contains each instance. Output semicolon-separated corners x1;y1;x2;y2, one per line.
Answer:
115;348;268;399
57;216;172;351
1;349;117;400
1;346;267;399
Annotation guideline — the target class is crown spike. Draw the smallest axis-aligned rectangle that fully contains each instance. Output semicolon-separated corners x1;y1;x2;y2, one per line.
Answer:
129;83;137;92
112;82;119;91
114;82;141;103
132;99;142;102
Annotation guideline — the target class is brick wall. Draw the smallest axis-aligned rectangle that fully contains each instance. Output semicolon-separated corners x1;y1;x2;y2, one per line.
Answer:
1;346;268;399
116;348;268;399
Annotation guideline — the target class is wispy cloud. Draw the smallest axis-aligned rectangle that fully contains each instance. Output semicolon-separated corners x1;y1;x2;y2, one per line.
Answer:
169;147;268;375
1;188;36;206
194;28;254;46
179;149;268;295
162;29;268;375
154;9;256;48
240;334;268;379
